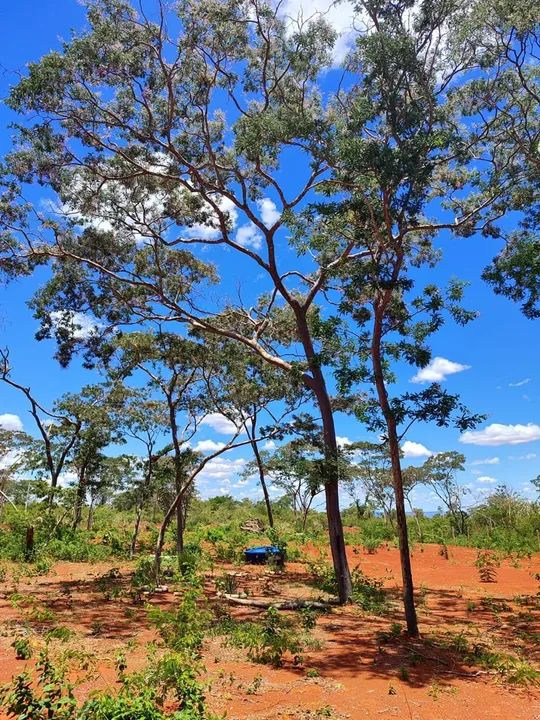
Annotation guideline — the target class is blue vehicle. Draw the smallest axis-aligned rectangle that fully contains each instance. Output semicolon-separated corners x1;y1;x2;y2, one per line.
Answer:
243;545;285;566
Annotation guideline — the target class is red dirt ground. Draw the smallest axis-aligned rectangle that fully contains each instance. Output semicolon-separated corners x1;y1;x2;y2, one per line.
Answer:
0;543;539;720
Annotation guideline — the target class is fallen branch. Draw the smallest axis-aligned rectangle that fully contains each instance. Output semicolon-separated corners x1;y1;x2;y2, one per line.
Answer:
223;594;336;610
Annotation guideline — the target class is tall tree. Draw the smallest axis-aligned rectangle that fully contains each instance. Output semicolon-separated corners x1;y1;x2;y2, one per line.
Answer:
3;0;355;601
289;0;517;633
201;337;307;529
244;439;324;531
55;383;127;528
0;427;31;510
119;393;169;557
0;349;82;506
422;451;468;535
344;442;396;528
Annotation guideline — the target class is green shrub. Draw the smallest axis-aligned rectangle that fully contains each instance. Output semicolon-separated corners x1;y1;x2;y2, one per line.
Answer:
213;607;312;668
78;692;168;720
246;607;304;667
308;559;388;614
475;550;499;583
12;637;32;660
147;586;211;656
0;649;77;719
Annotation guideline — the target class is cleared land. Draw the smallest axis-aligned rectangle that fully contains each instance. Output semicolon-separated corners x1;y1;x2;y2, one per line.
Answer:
1;542;538;720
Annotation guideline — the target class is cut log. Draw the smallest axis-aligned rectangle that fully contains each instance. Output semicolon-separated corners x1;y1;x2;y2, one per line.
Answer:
223;594;336;610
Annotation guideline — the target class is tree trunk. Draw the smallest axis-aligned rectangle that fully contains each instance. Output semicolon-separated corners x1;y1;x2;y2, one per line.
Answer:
371;309;419;637
294;310;352;603
407;499;423;542
72;467;87;530
176;497;184;557
155;510;172;582
47;473;59;509
302;507;309;532
86;498;94;531
24;525;34;562
130;504;143;559
251;437;274;529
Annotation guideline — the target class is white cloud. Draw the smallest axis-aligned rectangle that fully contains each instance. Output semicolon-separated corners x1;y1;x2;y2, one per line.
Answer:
263;440;276;450
509;378;531;387
195;457;248;496
200;413;241;435
57;471;78;488
194;439;226;453
233;478;250;488
256;198;281;227
187;196;239;241
337;435;353;448
401;440;433;458
509;452;537;461
0;414;23;432
50;311;101;340
461;423;540;446
280;0;357;64
411;356;470;384
470;457;500;466
477;475;497;484
0;449;23;471
235;223;263;250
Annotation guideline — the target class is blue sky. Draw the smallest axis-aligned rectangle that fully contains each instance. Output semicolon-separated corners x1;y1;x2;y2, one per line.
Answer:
0;0;539;511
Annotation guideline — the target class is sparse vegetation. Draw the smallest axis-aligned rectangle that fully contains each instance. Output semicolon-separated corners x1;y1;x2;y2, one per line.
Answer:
0;0;538;717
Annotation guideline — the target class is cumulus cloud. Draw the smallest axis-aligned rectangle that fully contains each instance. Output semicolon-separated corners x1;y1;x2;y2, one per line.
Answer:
470;457;500;466
461;423;540;446
233;478;250;488
200;413;241;435
57;471;78;488
263;440;277;450
280;0;357;64
195;457;248;496
337;436;353;447
50;310;102;340
509;378;531;387
477;475;497;484
0;448;23;472
256;198;281;227
186;196;239;241
235;223;263;250
194;439;226;453
401;440;433;458
411;356;470;384
0;413;23;432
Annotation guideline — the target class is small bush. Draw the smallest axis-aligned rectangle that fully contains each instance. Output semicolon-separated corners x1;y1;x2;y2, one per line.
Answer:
147;586;211;657
0;648;77;718
246;607;304;667
12;637;32;660
475;551;499;583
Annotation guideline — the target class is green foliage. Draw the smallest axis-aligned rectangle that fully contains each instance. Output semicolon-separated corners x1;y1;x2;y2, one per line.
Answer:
11;637;32;660
147;586;211;657
1;632;215;719
78;692;169;720
214;606;314;668
0;648;77;719
139;652;206;716
246;607;304;667
308;558;388;614
46;626;76;643
474;551;499;583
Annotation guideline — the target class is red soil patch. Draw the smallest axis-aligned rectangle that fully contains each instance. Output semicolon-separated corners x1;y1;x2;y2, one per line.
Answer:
0;545;538;719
